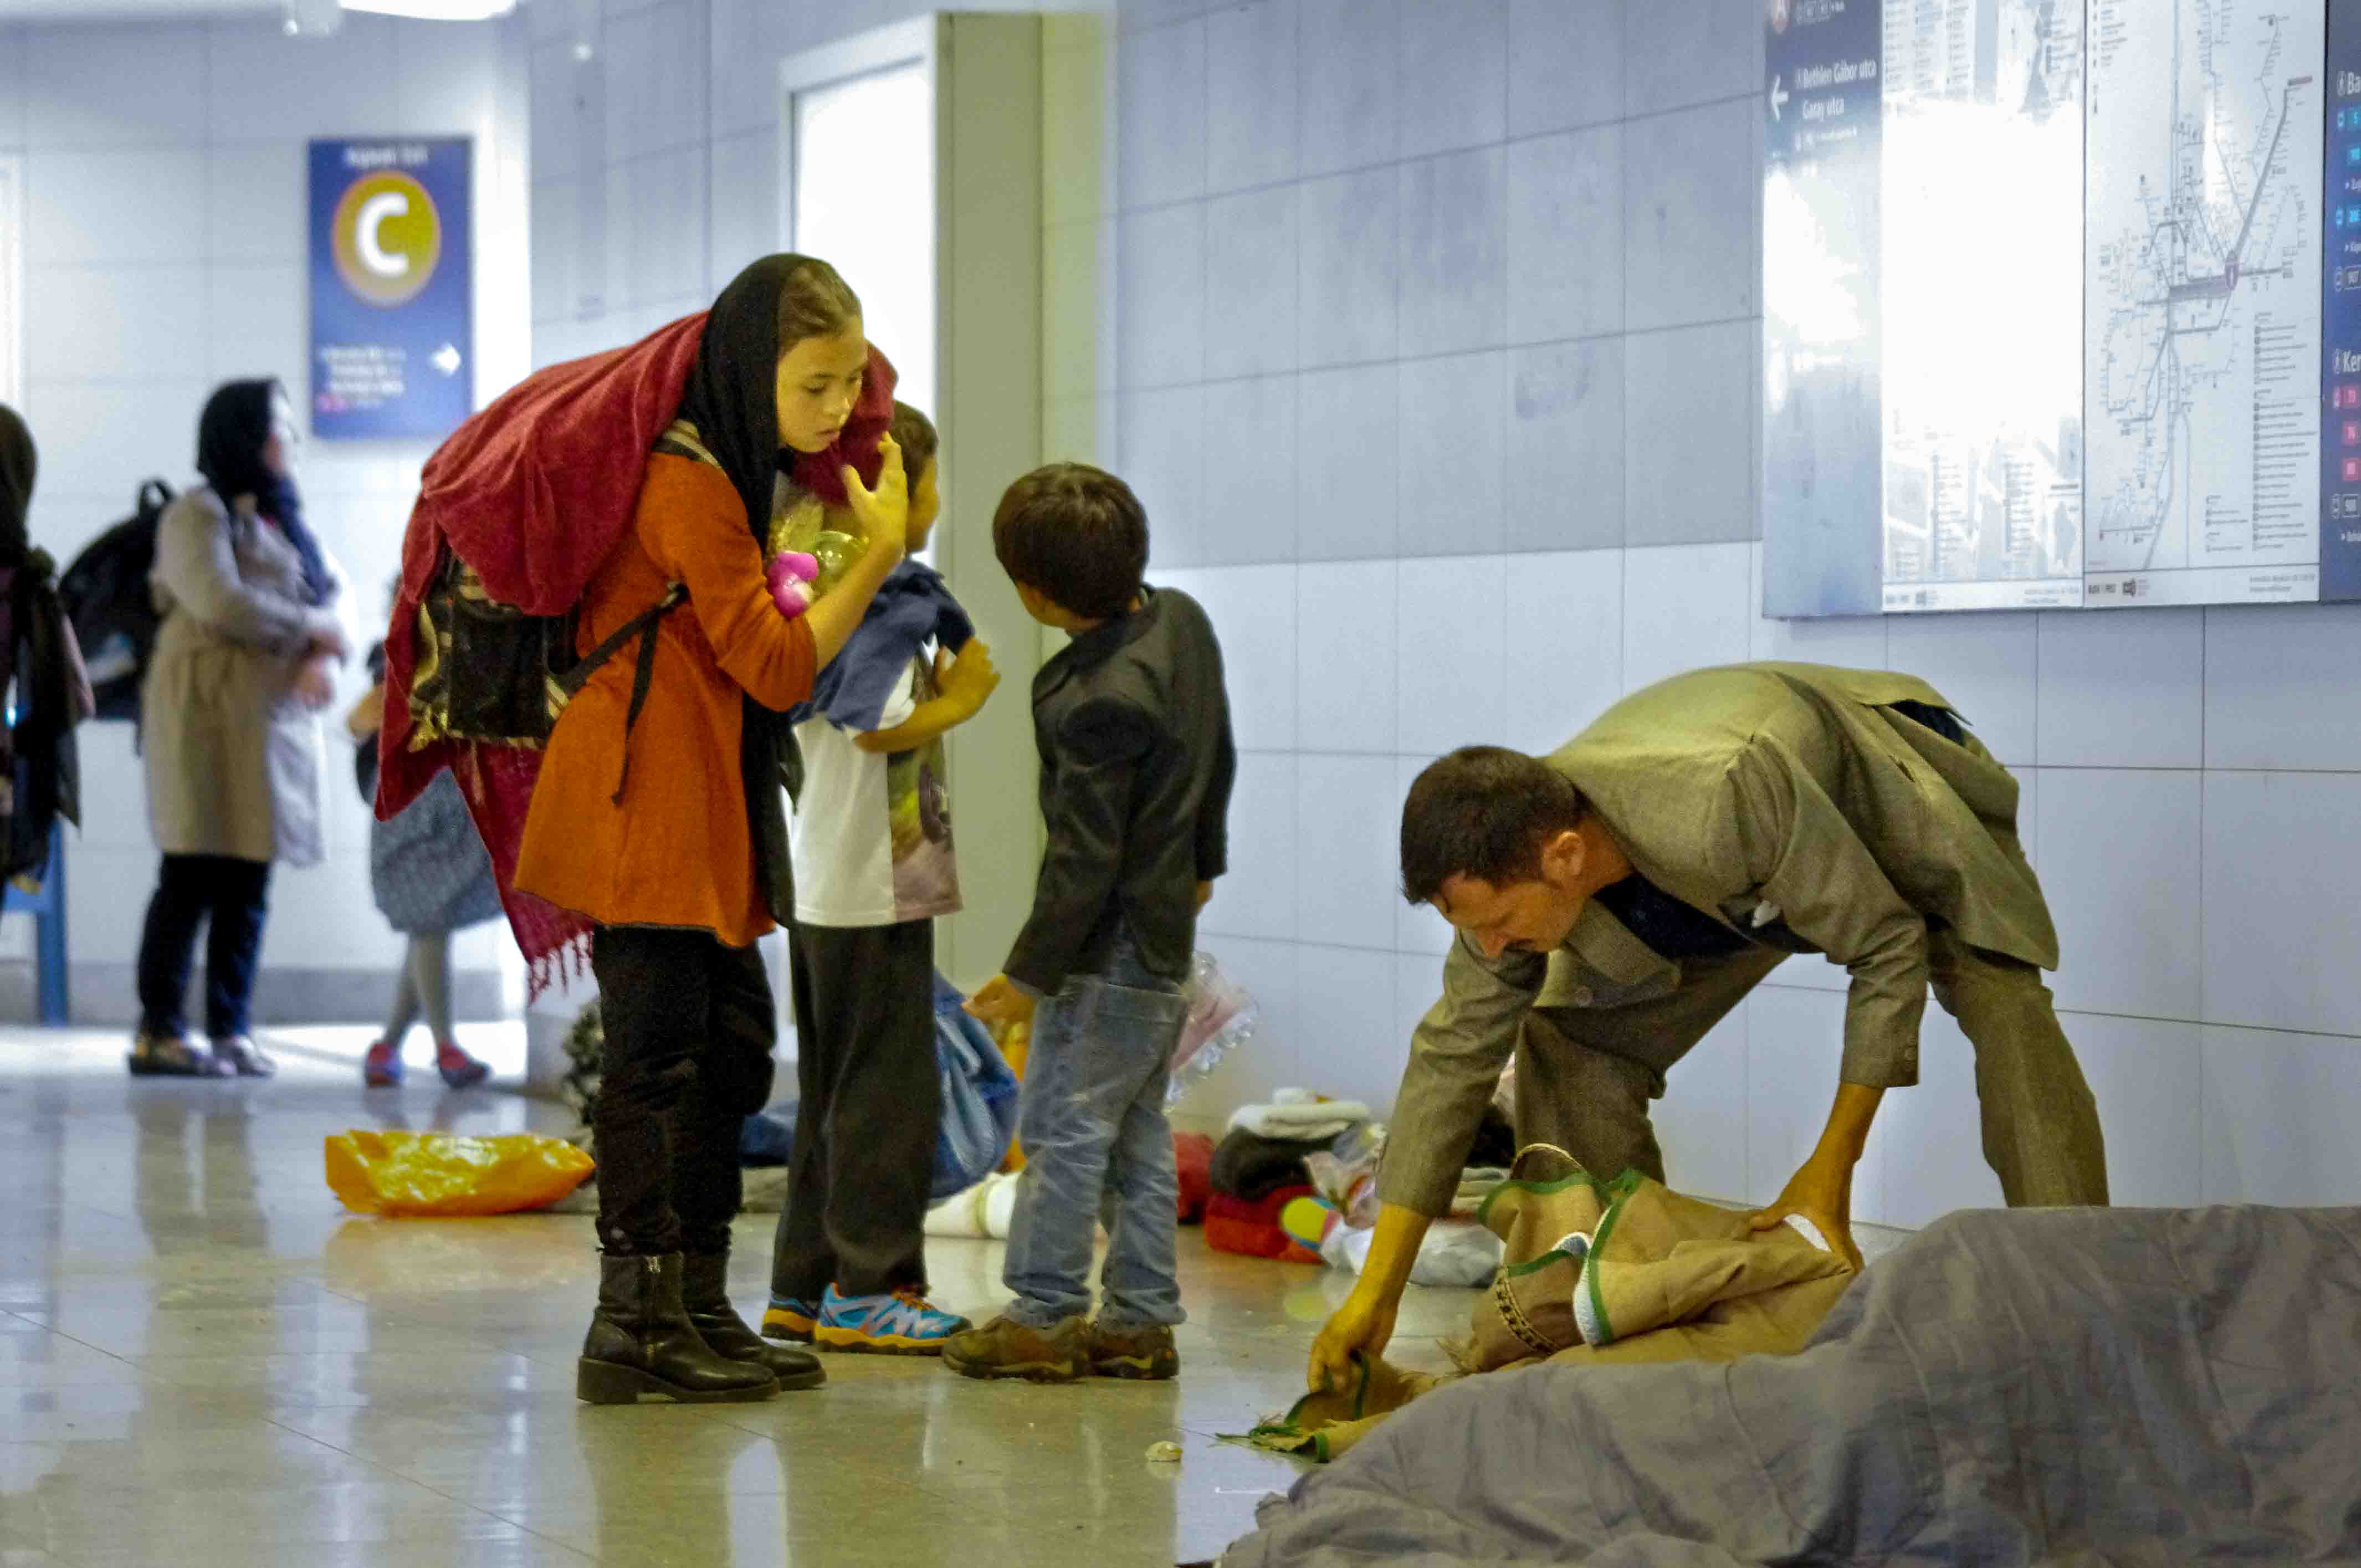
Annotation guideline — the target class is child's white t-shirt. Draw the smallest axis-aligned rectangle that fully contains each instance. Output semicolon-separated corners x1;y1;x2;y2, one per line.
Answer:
788;653;964;929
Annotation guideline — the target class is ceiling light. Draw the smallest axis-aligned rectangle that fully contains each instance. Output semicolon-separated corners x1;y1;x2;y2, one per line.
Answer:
341;0;519;19
283;0;343;35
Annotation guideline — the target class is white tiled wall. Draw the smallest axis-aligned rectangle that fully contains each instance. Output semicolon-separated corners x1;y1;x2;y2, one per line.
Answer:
1100;0;2361;1216
529;0;1064;370
4;13;532;1018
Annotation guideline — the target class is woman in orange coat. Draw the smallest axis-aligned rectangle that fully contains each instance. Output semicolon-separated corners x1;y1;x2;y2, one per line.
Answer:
514;255;909;1405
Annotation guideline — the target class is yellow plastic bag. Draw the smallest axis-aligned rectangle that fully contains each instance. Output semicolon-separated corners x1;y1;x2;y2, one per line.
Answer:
324;1130;593;1217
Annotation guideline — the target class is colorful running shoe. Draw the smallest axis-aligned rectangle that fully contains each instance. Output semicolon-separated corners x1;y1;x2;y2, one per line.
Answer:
760;1297;818;1344
813;1285;971;1356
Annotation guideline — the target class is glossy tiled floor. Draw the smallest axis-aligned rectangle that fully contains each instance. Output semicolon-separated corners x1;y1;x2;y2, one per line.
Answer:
0;1027;1479;1567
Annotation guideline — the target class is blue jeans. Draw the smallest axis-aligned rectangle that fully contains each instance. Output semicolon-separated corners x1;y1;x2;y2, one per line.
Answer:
1002;935;1189;1329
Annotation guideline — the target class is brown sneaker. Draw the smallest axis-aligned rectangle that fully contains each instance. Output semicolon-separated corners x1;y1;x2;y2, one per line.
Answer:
941;1314;1088;1383
1088;1321;1179;1381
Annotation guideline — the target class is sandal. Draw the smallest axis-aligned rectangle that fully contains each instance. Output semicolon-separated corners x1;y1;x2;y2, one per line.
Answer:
127;1031;228;1078
208;1036;278;1078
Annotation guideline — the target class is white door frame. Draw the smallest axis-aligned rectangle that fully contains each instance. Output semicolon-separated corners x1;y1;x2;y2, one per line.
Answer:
777;16;940;267
775;15;1044;990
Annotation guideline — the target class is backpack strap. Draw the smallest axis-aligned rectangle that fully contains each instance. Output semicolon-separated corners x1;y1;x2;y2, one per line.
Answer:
552;583;688;805
653;421;721;468
570;423;712;802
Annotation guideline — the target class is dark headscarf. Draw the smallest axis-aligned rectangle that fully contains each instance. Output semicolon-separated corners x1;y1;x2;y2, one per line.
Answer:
674;257;833;925
0;402;33;566
674;255;800;544
197;378;333;606
670;256;903;924
673;254;900;535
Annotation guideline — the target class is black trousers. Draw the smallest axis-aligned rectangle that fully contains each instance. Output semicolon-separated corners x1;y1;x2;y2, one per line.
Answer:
590;926;777;1257
769;920;940;1301
135;854;272;1039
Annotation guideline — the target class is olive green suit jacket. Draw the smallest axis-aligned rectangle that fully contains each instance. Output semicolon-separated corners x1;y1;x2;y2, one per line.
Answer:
1380;662;2056;1217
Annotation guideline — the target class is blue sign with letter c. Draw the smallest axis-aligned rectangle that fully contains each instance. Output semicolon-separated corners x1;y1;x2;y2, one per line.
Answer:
308;137;473;440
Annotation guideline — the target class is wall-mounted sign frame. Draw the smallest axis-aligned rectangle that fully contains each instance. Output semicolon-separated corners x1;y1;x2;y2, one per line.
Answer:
308;136;473;440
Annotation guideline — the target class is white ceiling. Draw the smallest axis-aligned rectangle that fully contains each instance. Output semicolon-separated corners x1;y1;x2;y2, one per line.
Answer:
0;1;276;18
0;0;532;18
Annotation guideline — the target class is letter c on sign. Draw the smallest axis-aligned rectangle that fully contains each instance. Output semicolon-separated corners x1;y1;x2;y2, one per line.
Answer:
330;168;442;308
355;191;412;279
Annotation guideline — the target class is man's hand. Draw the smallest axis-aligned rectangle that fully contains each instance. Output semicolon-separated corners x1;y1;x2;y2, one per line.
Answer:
841;434;910;567
1309;1283;1399;1394
964;973;1036;1028
1747;1080;1883;1272
1307;1203;1429;1392
938;639;1001;715
1747;1151;1863;1271
1195;879;1215;913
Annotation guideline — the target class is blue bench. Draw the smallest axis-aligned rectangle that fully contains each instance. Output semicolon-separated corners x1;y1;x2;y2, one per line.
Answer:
1;822;69;1024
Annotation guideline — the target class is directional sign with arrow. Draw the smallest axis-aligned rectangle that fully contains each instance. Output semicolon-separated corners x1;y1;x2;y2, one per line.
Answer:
309;136;475;439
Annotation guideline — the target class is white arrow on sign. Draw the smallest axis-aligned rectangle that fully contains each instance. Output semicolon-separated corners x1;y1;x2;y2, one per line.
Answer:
432;344;462;376
1770;74;1789;121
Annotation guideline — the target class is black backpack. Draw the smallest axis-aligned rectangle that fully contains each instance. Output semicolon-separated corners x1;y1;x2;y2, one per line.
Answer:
57;479;174;722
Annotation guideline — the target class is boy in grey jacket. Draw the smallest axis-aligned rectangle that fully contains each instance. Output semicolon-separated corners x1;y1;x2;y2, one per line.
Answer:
954;463;1236;1384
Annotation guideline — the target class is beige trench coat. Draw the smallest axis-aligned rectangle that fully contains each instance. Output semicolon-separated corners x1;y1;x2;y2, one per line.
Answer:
143;487;347;867
1383;662;2059;1216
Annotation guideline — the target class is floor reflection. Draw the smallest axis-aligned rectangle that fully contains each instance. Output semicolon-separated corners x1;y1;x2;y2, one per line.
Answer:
0;1026;1370;1565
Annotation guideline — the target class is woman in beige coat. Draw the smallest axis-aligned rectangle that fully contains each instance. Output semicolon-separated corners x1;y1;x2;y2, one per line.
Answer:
130;380;348;1077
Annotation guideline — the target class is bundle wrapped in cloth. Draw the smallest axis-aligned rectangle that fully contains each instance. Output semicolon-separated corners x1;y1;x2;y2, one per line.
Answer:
1242;1145;1856;1461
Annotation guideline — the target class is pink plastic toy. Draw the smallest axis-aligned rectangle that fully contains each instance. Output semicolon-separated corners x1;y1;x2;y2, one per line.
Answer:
767;551;820;619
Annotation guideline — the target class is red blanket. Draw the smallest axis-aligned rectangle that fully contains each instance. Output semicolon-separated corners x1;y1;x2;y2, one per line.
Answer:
376;314;894;987
1205;1186;1324;1265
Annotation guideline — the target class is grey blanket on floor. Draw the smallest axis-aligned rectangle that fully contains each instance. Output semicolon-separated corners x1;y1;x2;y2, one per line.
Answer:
1222;1205;2361;1567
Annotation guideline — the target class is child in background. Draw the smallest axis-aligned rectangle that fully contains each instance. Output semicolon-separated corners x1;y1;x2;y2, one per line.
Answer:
348;622;498;1091
952;462;1236;1384
762;402;1001;1355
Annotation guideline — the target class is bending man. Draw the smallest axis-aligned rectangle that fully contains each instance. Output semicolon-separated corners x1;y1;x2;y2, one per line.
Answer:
1309;662;2107;1391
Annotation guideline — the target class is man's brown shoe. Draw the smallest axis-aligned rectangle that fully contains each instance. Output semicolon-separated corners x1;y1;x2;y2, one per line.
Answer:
1088;1321;1179;1381
941;1314;1088;1382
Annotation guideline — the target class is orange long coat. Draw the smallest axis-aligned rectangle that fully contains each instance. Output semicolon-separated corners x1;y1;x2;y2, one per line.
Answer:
514;453;815;946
